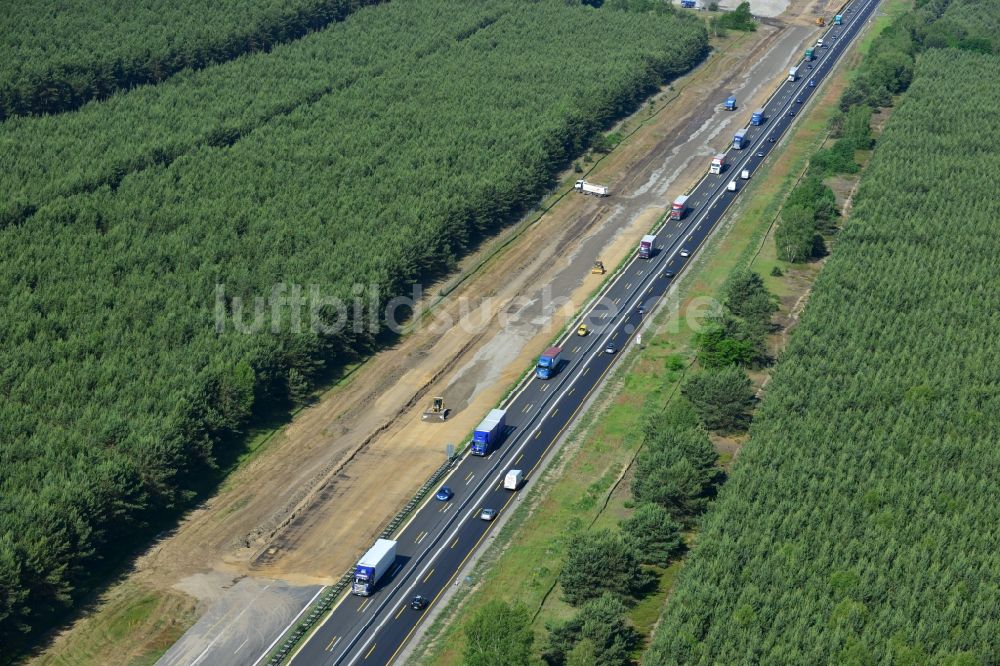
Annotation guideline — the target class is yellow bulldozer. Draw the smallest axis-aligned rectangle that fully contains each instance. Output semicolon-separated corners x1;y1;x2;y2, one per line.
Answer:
815;16;826;26
591;261;606;275
422;396;449;421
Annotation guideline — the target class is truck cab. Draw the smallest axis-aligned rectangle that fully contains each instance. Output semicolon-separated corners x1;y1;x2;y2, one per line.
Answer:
724;95;736;111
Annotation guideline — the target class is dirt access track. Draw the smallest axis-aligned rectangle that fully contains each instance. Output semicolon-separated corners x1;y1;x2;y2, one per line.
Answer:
32;1;843;661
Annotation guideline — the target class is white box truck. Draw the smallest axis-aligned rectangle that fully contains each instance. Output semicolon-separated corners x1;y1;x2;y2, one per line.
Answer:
352;539;397;596
741;169;750;180
788;66;799;82
504;469;524;490
574;180;610;197
727;180;737;192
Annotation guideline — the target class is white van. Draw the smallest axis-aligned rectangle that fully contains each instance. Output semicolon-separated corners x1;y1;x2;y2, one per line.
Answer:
504;469;524;490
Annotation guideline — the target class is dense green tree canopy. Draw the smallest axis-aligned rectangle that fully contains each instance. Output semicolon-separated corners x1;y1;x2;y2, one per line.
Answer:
0;0;708;653
648;48;1000;664
0;0;380;119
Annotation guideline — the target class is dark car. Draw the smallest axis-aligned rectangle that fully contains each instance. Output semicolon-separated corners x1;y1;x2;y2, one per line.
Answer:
411;595;428;610
809;79;816;87
637;304;646;315
768;136;777;143
788;110;796;117
756;150;765;157
806;64;813;69
662;270;675;278
796;97;804;104
435;486;453;501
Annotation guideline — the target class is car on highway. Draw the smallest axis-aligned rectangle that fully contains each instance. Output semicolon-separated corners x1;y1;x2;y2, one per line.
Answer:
480;508;497;521
435;487;453;501
410;595;428;610
577;324;588;336
797;97;804;103
806;64;813;69
662;270;675;278
604;342;617;354
788;110;796;117
637;304;646;315
809;79;816;87
768;136;776;143
756;150;764;157
679;249;690;258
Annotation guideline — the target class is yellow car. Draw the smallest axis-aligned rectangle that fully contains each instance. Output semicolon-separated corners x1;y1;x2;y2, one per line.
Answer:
577;324;589;336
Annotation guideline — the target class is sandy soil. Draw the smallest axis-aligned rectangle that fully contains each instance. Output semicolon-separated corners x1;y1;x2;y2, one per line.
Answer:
30;3;834;663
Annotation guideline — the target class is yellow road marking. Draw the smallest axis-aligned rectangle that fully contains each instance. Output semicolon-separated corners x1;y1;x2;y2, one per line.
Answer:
364;643;377;660
423;568;435;584
394;605;406;620
325;635;340;651
415;531;427;544
451;537;459;549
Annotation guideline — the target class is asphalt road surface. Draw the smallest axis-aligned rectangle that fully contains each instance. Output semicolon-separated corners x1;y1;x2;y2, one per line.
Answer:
278;2;881;663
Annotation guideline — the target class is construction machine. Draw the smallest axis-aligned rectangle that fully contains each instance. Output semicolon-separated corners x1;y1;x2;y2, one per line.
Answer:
422;396;449;421
815;16;825;26
591;261;606;275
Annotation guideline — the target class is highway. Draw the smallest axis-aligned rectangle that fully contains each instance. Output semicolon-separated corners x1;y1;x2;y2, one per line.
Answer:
280;2;881;663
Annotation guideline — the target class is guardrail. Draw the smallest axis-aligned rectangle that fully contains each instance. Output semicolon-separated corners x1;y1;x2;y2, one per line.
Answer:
265;451;462;665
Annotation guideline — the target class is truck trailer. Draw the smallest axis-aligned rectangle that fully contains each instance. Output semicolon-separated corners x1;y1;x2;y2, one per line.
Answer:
680;0;696;7
352;539;397;596
805;47;814;61
574;180;609;197
671;195;689;221
639;234;656;259
788;66;799;82
471;409;507;456
710;153;725;175
536;347;563;380
724;95;736;111
733;128;748;150
751;108;765;126
834;13;843;24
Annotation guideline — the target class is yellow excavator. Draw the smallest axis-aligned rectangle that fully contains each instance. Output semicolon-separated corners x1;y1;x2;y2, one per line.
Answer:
591;261;606;275
422;396;449;421
815;16;826;26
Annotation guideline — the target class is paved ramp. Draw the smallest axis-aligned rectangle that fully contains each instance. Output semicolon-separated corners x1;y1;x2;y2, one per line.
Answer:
157;577;322;666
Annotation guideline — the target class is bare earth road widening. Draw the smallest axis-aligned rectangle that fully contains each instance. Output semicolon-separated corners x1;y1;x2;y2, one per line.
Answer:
31;3;830;663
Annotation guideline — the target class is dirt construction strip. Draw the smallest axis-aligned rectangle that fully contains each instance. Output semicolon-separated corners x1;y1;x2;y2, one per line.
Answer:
31;3;833;663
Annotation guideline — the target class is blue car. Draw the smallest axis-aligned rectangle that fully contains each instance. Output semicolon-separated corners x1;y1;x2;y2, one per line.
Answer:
435;486;454;501
808;79;816;87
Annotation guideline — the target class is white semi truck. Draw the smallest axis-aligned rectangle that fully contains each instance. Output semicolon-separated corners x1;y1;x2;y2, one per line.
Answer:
710;153;725;175
574;180;610;197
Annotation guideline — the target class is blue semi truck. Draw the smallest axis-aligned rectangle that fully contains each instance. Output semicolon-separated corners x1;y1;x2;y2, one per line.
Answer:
733;128;748;149
352;539;397;596
536;346;562;380
724;95;736;111
471;409;507;456
751;108;765;126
